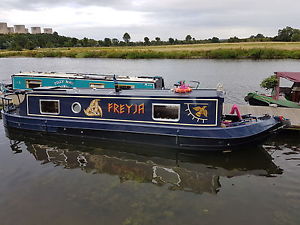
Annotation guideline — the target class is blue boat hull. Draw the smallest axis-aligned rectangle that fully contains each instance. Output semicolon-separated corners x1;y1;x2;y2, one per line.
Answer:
2;111;284;151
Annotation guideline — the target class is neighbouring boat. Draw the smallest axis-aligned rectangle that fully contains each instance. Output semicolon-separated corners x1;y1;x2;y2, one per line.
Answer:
1;86;289;151
0;72;164;105
245;72;300;108
9;71;165;91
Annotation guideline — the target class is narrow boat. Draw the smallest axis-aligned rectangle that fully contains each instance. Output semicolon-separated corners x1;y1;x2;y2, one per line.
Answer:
10;71;165;90
245;72;300;108
1;86;289;151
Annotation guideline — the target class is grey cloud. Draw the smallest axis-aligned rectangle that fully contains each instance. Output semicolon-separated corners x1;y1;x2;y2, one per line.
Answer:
3;0;298;12
1;0;300;40
0;0;131;10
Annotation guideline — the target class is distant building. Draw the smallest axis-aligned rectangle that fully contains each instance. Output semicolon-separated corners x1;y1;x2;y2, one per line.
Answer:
0;22;55;35
0;22;8;34
14;25;26;34
7;27;14;33
43;28;53;34
31;27;41;34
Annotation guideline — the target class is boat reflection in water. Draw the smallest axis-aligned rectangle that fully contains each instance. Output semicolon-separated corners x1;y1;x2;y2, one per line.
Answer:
6;128;282;195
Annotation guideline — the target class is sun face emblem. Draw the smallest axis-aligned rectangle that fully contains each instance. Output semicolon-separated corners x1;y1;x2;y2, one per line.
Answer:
84;99;103;117
185;103;208;123
193;106;208;117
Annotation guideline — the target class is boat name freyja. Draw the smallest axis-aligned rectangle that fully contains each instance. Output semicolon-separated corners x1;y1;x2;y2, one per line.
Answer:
84;99;145;117
108;103;145;114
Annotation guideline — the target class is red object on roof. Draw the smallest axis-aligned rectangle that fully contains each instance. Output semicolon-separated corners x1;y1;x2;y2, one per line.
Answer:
275;72;300;82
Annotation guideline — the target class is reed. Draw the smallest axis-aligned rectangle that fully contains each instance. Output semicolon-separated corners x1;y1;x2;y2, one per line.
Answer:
1;42;300;59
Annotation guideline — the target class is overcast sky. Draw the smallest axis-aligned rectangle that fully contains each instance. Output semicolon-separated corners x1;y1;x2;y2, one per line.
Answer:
1;0;300;41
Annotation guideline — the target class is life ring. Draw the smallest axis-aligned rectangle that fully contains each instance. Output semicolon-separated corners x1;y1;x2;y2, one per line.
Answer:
175;87;192;93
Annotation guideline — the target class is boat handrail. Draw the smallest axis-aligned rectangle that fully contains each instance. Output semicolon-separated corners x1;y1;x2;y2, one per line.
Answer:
0;96;13;101
1;95;15;112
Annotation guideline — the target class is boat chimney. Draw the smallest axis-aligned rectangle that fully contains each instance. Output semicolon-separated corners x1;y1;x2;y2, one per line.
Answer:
113;75;121;93
216;83;225;97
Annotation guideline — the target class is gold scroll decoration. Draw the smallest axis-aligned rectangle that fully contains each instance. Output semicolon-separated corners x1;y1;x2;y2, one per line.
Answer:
84;99;103;117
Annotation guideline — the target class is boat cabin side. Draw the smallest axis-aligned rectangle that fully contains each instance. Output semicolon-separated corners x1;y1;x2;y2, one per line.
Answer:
12;73;164;90
19;89;224;127
274;72;300;102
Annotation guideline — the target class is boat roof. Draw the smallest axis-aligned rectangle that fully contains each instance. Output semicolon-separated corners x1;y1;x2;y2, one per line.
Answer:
275;72;300;82
13;72;161;82
29;87;223;98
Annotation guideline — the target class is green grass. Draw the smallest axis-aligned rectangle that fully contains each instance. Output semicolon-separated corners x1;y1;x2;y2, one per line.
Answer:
1;42;300;59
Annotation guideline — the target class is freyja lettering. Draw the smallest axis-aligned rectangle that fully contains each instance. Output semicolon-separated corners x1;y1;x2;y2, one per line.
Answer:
108;103;145;114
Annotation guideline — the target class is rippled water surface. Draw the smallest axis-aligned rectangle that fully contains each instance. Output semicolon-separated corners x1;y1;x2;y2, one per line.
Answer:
1;57;300;103
0;58;300;225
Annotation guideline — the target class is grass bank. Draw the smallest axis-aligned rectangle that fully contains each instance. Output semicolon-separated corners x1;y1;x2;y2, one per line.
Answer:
1;42;300;59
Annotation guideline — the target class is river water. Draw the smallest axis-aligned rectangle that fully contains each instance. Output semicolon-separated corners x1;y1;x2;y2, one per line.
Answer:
0;58;299;225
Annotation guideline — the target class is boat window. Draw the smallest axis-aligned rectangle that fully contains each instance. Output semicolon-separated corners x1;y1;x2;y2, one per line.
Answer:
71;102;82;113
26;80;42;89
40;100;60;115
116;84;134;90
90;83;105;89
152;104;180;122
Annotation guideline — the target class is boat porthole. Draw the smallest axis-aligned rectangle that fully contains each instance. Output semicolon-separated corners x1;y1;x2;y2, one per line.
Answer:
71;102;82;113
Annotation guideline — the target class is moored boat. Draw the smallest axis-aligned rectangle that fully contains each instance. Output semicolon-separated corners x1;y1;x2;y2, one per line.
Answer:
245;72;300;108
244;92;300;108
10;71;165;91
1;86;289;151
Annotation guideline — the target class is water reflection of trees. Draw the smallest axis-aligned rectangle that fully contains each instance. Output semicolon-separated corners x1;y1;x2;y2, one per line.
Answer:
6;128;282;195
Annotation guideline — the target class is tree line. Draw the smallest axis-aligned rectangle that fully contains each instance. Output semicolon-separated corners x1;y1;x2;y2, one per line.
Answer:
0;26;300;51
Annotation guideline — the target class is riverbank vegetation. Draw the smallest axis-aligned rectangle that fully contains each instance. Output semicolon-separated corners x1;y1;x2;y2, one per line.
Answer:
1;27;300;59
2;42;300;59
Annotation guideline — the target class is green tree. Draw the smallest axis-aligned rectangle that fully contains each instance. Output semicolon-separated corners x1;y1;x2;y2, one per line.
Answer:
10;42;22;51
276;26;296;41
185;35;192;42
81;37;89;47
211;37;220;43
112;38;119;46
155;37;161;43
103;38;112;46
123;32;131;43
291;30;300;41
260;75;278;91
71;38;78;46
228;36;240;43
144;37;150;45
255;33;265;39
46;41;55;48
168;38;175;44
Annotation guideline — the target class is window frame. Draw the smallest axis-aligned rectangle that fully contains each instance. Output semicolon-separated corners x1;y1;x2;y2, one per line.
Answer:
152;103;180;122
39;99;60;115
89;83;105;89
116;84;135;90
26;79;42;89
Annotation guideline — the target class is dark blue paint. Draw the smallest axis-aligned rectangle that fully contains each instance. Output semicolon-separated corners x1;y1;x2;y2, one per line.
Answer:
2;88;284;150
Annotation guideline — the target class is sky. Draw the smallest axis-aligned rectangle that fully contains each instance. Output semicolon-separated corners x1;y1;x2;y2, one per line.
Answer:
1;0;300;41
